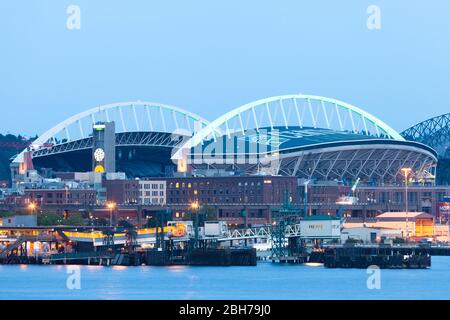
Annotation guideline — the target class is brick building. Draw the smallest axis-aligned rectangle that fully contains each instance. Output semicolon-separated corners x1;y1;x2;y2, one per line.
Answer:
152;176;298;224
24;189;97;206
102;179;140;204
139;180;166;205
302;184;450;219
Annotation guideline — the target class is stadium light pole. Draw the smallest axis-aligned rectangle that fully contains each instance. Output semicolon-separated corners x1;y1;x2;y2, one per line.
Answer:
401;168;412;241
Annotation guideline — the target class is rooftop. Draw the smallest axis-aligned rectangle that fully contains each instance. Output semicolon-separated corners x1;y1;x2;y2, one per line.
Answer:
376;212;434;220
303;214;341;221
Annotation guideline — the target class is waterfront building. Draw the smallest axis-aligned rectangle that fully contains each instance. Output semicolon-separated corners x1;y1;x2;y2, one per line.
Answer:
139;180;166;205
345;212;434;238
102;179;140;205
302;183;450;219
24;188;97;206
341;227;402;243
0;215;37;227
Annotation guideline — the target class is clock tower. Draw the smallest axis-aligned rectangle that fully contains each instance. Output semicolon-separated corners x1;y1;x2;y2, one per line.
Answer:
92;122;116;173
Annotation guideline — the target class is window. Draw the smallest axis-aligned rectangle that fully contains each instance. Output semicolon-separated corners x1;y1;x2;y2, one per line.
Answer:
437;192;446;202
393;192;403;204
379;192;388;204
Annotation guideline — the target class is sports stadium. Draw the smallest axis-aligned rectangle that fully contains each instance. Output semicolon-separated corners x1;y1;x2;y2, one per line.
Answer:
12;95;438;185
13;102;210;178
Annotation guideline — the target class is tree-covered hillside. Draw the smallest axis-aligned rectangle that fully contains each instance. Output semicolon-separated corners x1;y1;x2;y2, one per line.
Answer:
0;134;36;182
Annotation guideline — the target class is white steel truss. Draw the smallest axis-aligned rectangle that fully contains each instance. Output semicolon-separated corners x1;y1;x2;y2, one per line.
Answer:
173;94;405;161
14;101;210;163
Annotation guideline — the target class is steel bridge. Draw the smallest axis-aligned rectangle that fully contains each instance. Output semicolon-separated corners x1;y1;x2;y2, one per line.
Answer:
402;113;450;158
402;113;450;184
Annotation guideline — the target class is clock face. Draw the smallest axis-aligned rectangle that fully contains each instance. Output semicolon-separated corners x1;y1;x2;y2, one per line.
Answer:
94;148;105;162
94;165;105;173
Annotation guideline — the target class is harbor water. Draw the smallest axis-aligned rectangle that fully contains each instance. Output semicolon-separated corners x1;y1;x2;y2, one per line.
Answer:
0;257;449;300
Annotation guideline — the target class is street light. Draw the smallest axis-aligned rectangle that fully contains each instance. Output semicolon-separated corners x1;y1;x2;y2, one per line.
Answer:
28;203;37;214
190;200;200;247
190;201;200;211
401;167;412;241
106;202;117;227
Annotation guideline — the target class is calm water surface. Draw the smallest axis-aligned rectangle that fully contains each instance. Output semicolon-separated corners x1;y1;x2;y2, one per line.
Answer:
0;257;449;300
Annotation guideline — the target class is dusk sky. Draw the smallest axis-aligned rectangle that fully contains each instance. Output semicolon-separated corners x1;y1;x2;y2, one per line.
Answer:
1;1;449;137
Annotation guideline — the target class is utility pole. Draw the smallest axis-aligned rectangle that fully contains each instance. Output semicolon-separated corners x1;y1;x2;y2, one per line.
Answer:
242;207;248;246
190;201;200;249
303;180;311;217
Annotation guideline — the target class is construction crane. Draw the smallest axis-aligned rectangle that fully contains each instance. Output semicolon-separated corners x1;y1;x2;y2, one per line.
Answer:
336;178;360;219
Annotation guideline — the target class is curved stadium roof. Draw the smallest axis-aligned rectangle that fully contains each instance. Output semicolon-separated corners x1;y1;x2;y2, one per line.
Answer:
187;126;437;184
14;95;438;184
179;95;437;184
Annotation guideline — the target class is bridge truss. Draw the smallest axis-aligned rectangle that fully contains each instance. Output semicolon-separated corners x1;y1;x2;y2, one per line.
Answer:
14;101;210;163
402;113;450;158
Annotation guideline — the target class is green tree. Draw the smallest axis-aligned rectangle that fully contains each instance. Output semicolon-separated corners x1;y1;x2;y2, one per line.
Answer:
345;237;362;245
146;218;158;228
118;219;134;229
38;213;62;226
0;211;15;218
64;213;85;226
203;206;218;221
93;217;108;227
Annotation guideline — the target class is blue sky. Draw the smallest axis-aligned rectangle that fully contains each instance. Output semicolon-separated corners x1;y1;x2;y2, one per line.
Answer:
1;1;449;136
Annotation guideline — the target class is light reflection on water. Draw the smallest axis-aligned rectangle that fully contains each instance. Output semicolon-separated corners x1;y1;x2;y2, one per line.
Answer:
112;266;128;271
0;257;448;300
167;265;188;273
304;262;324;267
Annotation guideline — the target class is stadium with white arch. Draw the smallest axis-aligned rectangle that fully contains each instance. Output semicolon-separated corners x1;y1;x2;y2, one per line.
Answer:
12;95;439;186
